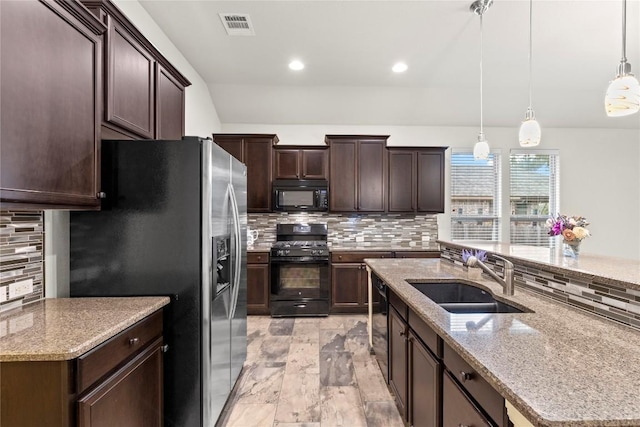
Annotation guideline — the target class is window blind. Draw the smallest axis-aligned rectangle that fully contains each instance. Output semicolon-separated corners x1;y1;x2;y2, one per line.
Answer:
509;150;560;247
450;151;501;241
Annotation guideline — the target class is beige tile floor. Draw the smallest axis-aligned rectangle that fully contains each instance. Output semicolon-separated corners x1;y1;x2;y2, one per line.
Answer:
217;315;404;427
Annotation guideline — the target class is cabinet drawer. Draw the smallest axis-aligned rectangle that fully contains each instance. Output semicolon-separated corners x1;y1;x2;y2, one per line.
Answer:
77;310;163;394
408;308;442;358
248;252;269;264
331;251;393;263
443;342;505;427
388;288;408;321
443;371;492;427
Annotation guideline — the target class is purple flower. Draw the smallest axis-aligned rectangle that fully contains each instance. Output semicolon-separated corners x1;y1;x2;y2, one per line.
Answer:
551;221;564;236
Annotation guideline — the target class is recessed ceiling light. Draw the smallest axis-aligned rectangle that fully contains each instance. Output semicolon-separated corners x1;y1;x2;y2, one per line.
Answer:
392;62;408;73
289;60;305;71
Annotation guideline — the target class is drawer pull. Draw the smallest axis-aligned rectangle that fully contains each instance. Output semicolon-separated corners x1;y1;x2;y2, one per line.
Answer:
129;337;140;346
459;371;473;382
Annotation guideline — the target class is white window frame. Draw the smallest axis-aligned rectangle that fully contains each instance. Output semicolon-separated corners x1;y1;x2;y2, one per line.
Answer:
450;148;502;242
509;149;560;247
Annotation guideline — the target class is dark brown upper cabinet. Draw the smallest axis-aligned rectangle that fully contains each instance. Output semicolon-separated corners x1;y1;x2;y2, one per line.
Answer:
212;134;279;212
155;63;186;140
82;0;190;140
273;146;329;180
0;0;106;209
326;135;388;212
388;147;446;213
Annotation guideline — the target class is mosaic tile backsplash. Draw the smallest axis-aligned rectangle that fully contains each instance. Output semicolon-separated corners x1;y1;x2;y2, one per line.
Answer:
0;211;44;311
440;243;640;331
248;212;439;246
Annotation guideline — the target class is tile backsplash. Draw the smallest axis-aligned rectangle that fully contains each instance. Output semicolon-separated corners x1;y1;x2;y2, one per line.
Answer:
0;211;44;311
440;243;640;331
248;212;438;246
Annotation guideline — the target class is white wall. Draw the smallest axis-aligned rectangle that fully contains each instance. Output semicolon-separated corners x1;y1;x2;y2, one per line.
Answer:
222;123;640;260
113;0;221;136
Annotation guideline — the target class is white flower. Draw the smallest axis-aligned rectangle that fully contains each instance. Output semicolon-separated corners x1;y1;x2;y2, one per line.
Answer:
573;226;590;240
568;217;577;226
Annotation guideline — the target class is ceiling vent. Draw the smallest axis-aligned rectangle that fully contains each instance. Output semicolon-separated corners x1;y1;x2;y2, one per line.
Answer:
219;13;255;36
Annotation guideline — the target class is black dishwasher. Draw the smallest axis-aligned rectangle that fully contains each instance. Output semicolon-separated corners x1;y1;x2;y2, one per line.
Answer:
371;273;389;383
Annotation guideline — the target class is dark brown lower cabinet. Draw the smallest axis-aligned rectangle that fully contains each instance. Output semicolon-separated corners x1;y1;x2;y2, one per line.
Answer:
408;331;441;427
443;371;492;427
78;338;163;427
389;306;408;418
247;252;270;315
331;252;391;313
0;310;163;427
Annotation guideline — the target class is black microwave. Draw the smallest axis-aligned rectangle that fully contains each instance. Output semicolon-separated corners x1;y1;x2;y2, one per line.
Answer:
273;180;328;212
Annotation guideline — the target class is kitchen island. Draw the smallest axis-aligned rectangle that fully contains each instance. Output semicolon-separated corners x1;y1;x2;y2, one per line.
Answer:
0;296;169;426
365;257;640;427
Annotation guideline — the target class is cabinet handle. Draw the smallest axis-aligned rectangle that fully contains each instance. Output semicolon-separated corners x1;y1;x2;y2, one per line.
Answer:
129;337;140;346
458;425;471;427
338;256;342;260
399;330;406;337
96;192;107;199
257;256;262;261
162;344;169;353
459;371;473;382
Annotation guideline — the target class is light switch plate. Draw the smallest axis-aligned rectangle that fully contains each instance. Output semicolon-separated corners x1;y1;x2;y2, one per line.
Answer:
9;279;33;299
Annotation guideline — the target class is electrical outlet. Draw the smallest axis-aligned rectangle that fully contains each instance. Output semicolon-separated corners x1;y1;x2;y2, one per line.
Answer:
9;279;33;299
0;286;7;303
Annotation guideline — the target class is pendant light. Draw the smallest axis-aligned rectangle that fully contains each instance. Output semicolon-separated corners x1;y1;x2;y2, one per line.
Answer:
605;0;640;117
519;0;541;147
471;0;492;161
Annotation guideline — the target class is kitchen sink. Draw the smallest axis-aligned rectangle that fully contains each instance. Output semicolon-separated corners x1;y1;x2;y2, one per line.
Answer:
409;282;530;314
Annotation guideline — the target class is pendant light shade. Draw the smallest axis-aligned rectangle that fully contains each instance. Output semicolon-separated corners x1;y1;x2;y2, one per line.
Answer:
519;0;541;147
519;109;541;147
605;0;640;117
470;0;492;161
473;134;490;160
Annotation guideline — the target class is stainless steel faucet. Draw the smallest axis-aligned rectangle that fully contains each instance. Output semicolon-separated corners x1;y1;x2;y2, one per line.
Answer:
466;255;514;296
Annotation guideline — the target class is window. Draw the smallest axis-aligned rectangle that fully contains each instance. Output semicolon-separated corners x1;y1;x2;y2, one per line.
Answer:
509;150;560;246
451;151;501;241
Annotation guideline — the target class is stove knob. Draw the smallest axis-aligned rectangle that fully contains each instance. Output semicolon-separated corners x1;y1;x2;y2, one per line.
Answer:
285;249;290;255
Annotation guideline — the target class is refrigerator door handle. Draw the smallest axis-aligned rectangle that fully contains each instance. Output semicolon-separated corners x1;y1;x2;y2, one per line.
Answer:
227;182;242;320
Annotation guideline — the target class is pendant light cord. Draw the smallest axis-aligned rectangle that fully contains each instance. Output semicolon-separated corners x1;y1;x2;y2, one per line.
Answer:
480;13;484;135
621;0;627;62
528;0;533;110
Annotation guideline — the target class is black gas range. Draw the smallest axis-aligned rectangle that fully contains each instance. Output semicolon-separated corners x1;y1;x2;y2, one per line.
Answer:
270;224;330;317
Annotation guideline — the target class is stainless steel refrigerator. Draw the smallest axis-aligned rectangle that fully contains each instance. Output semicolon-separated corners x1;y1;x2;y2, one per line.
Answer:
69;137;247;427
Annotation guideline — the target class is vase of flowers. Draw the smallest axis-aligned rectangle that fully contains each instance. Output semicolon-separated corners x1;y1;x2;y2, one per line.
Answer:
546;214;590;258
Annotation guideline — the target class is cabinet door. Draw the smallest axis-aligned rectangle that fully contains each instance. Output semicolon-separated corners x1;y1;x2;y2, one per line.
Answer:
301;149;328;179
442;371;491;427
155;63;185;140
409;332;441;427
329;140;357;211
0;0;102;208
331;263;363;311
78;338;163;427
358;141;386;211
274;149;300;179
417;150;445;213
247;263;270;315
388;151;416;212
389;307;408;419
214;137;244;162
106;19;155;139
245;138;273;212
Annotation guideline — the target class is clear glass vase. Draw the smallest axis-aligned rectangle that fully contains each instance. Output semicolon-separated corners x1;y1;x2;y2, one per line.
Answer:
562;239;581;258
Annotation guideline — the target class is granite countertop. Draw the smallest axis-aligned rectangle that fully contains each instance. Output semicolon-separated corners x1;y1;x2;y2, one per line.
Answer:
248;242;440;252
365;258;640;427
439;240;640;291
0;297;170;362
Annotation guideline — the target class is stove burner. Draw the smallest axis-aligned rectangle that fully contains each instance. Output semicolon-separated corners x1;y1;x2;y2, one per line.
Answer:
272;241;327;249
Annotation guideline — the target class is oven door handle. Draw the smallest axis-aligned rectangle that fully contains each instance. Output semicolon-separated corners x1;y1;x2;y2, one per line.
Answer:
270;258;329;264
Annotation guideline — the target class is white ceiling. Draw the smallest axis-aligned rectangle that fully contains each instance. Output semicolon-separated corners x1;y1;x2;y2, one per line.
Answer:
139;0;640;129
